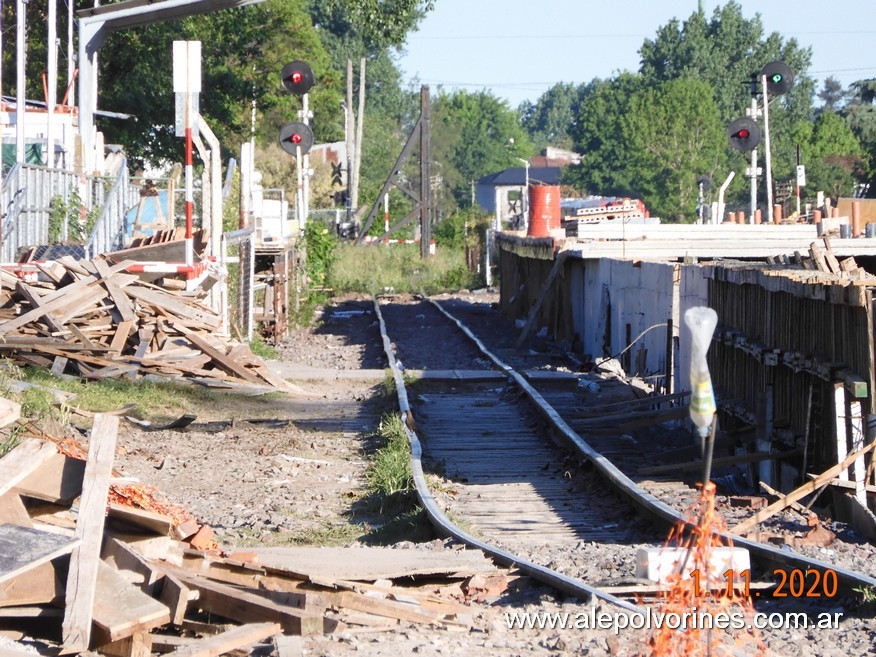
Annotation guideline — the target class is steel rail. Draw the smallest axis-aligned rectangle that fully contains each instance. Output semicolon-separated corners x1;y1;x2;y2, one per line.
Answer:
372;295;645;615
425;296;876;594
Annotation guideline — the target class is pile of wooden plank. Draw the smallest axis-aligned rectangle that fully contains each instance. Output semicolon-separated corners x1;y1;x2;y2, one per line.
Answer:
768;236;875;280
0;414;506;655
0;255;292;391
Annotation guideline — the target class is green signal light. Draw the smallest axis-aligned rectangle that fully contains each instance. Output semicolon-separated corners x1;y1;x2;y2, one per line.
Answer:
771;74;783;83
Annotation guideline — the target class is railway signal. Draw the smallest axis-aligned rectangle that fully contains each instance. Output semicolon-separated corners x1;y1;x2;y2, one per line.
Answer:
279;121;314;156
728;117;761;152
280;60;315;95
760;61;794;96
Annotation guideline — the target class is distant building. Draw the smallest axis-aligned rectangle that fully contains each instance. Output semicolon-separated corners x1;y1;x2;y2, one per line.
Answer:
476;166;562;228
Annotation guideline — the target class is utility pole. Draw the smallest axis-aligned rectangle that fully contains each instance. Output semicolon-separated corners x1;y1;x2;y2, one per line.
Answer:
16;0;26;164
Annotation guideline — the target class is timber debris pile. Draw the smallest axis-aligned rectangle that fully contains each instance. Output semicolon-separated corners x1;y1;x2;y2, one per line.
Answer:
0;409;509;654
0;254;292;392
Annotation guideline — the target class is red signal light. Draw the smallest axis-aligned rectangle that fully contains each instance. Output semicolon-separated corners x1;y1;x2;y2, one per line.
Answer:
290;71;303;84
289;133;302;143
737;129;750;139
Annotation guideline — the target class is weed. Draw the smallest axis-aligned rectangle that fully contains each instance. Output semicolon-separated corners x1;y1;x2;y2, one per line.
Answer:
366;414;413;499
854;585;876;604
249;335;278;360
328;243;478;294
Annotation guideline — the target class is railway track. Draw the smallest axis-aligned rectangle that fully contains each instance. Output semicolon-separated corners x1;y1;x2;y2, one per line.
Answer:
371;293;876;611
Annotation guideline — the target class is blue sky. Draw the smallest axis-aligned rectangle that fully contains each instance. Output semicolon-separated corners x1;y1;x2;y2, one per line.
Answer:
397;0;876;108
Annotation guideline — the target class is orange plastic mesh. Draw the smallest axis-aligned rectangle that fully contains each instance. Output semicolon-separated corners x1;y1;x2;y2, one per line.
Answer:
643;482;766;657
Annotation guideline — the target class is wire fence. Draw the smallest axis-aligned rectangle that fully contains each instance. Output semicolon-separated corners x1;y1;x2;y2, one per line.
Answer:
1;159;139;262
221;227;254;341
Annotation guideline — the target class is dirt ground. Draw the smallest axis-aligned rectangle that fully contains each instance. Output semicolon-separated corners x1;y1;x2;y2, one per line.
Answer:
109;292;873;657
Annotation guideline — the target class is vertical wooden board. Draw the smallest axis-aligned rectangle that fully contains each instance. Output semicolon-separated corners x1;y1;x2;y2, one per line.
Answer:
61;414;119;653
158;571;191;626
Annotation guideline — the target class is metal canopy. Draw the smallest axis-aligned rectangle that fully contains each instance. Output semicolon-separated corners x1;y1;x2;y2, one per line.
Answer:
78;0;265;172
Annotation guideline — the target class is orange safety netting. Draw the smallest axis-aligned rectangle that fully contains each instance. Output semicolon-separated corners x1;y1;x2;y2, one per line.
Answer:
108;482;198;530
643;482;766;657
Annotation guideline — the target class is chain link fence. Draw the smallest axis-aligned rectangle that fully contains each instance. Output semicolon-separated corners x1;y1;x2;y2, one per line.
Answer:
1;159;139;262
221;227;254;341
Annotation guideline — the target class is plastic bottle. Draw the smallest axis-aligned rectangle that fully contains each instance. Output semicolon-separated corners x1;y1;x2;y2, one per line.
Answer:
684;306;718;437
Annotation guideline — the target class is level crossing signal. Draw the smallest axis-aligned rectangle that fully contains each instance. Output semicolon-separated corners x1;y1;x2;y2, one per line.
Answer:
727;117;762;152
279;121;314;156
280;60;315;95
760;61;794;96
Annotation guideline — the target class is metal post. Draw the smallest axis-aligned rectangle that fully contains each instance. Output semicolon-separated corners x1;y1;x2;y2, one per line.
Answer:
750;95;758;222
47;0;58;167
345;60;354;225
762;75;774;224
16;0;26;164
524;161;530;232
419;85;431;259
296;143;304;233
301;92;310;230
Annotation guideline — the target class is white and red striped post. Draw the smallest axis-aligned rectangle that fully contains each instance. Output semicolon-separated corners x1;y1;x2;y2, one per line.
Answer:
184;120;194;267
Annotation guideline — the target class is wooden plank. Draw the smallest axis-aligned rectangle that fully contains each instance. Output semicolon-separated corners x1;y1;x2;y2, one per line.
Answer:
101;538;163;595
759;481;811;516
0;524;79;585
0;440;58;497
162;622;281;657
14;452;86;505
158;571;191;626
515;250;569;348
173;325;264;385
125;287;219;328
110;320;136;354
61;414;120;653
0;277;108;336
0;493;31;529
106;504;172;537
273;634;303;657
97;631;153;657
15;281;67;333
0;561;61;608
91;560;170;644
160;566;325;635
0;398;20;430
732;439;876;534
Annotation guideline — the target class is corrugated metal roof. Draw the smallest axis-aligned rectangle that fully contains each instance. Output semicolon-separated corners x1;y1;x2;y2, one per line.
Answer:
477;166;562;186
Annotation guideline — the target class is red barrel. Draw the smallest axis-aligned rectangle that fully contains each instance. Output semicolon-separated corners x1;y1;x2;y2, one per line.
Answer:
528;185;561;237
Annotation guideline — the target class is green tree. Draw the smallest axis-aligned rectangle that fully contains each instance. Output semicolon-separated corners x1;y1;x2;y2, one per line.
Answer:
843;80;876;194
431;90;532;209
800;110;864;198
624;78;725;222
519;82;588;151
565;74;643;197
639;2;816;204
818;77;847;112
93;1;342;170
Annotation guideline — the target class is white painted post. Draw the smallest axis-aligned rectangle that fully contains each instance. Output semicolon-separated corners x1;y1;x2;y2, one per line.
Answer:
762;75;774;224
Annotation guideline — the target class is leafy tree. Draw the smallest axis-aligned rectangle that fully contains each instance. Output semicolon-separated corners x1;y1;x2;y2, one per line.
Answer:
639;2;813;125
519;82;588;151
431;90;532;209
818;77;847;111
843;79;876;195
564;74;643;197
307;0;433;51
623;78;726;222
